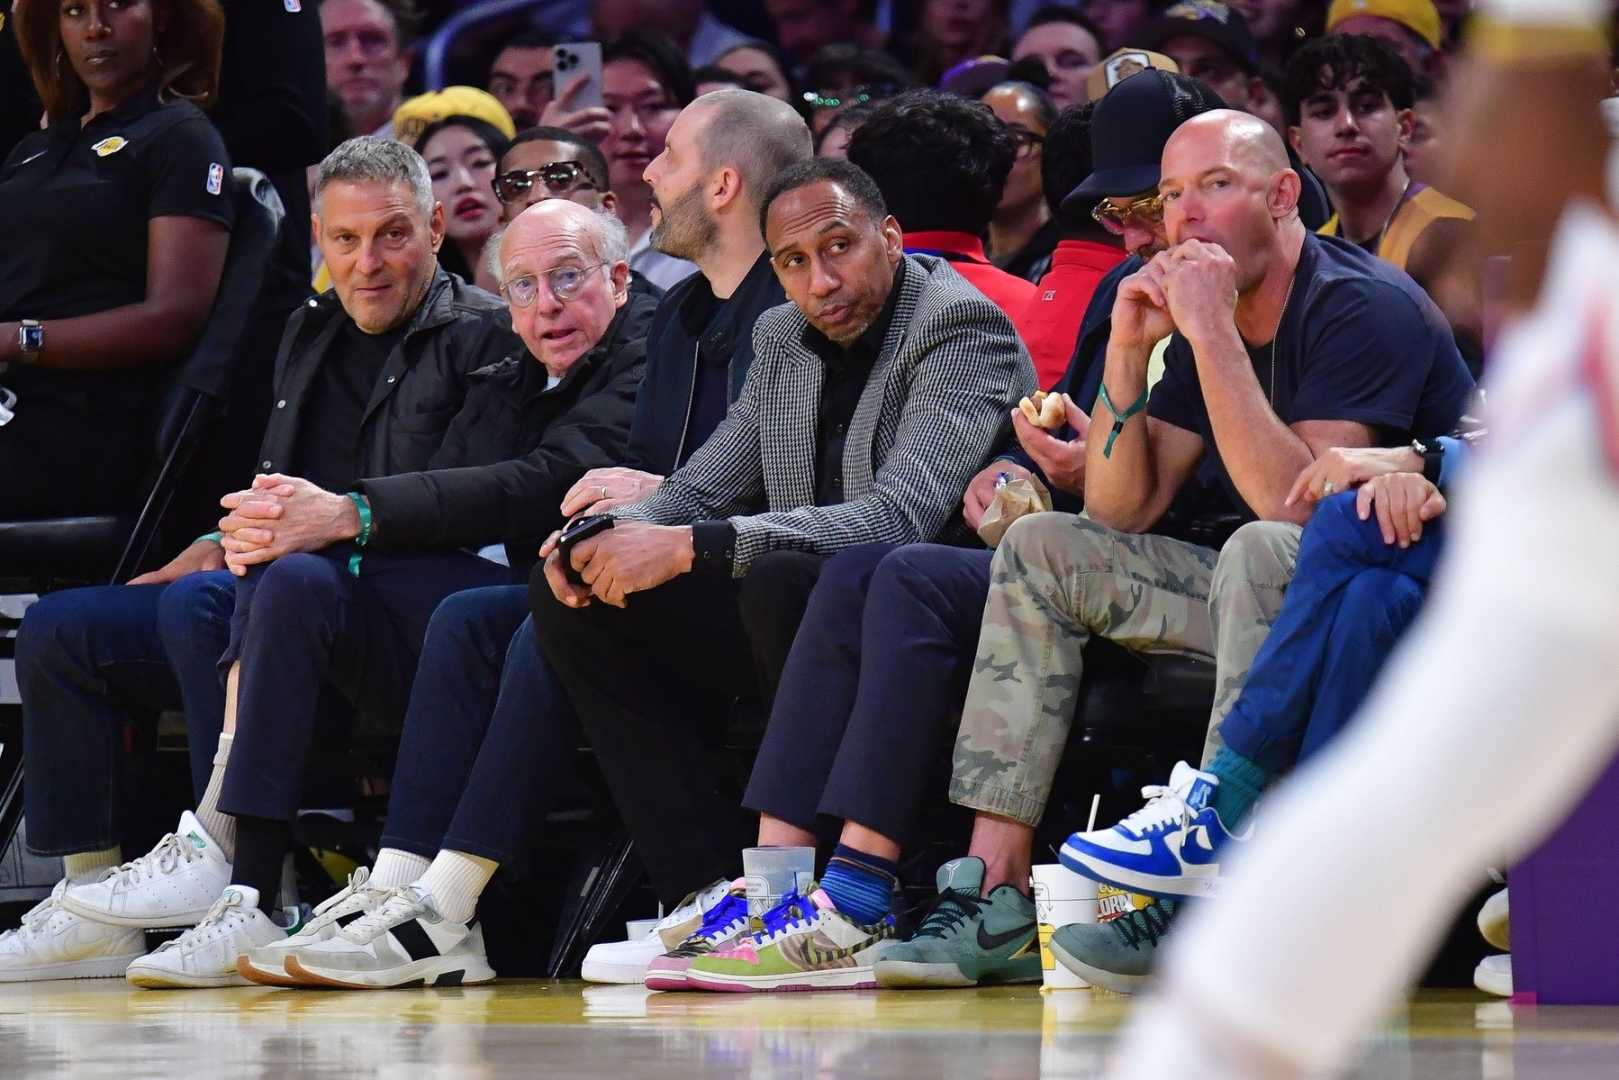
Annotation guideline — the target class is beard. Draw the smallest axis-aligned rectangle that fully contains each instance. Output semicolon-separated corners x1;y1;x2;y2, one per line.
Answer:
649;181;719;261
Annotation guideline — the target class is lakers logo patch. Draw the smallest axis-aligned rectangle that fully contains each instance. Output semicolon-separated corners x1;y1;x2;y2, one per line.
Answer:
92;136;128;157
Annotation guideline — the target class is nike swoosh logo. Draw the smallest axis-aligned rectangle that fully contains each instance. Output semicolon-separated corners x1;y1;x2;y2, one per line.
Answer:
977;920;1034;951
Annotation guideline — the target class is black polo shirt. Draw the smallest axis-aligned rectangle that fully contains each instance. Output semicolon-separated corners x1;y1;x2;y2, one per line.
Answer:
0;86;234;326
802;259;906;507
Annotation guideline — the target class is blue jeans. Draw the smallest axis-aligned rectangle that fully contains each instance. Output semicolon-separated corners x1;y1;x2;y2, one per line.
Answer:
744;542;993;845
1215;492;1444;774
380;587;579;864
16;571;236;855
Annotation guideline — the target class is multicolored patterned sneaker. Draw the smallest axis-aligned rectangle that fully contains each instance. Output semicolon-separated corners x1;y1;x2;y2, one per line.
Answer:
683;887;898;993
644;883;754;990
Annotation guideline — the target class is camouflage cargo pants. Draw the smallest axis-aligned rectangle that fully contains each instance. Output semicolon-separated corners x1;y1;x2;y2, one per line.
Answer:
949;511;1302;826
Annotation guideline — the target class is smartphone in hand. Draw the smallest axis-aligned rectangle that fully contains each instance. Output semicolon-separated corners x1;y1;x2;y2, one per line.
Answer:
552;43;604;112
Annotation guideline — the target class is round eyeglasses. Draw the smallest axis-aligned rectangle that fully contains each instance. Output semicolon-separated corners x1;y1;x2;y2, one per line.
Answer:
500;263;607;307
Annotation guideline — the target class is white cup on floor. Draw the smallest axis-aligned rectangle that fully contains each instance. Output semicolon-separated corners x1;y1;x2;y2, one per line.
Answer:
1031;863;1099;989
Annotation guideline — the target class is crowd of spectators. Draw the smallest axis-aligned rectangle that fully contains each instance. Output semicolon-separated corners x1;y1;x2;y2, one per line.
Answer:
0;0;1576;1009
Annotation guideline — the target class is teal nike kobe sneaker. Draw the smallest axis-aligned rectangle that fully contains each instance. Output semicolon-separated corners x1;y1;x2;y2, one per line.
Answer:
873;857;1041;988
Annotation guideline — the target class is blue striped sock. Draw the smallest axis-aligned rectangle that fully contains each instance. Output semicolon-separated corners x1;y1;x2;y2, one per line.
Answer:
820;845;898;926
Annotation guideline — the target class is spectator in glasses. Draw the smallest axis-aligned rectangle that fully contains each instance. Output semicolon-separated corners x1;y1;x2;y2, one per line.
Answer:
1;0;232;517
1012;5;1105;110
318;0;415;142
493;126;667;304
415;115;508;292
486;29;555;132
800;43;916;139
983;80;1062;282
712;42;796;105
603;30;699;291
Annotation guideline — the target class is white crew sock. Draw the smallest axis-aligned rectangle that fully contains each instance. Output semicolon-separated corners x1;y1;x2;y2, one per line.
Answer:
194;732;237;860
415;850;498;925
371;848;431;889
62;846;121;885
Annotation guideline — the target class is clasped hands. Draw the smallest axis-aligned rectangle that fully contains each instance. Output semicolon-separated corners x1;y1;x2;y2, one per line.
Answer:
1113;239;1241;352
214;474;361;576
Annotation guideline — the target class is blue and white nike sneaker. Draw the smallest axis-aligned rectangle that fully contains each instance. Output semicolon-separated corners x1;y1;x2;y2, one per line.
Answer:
1059;762;1249;899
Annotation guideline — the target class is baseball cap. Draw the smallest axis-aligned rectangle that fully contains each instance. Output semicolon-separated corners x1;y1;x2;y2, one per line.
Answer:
1086;48;1181;102
1062;68;1227;206
394;87;517;146
1137;1;1261;73
1326;0;1443;50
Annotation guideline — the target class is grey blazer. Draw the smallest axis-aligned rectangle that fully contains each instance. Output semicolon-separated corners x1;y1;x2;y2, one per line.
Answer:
616;254;1038;574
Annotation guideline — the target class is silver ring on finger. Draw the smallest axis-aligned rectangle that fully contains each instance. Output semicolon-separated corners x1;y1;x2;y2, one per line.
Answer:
600;485;609;499
1321;481;1336;496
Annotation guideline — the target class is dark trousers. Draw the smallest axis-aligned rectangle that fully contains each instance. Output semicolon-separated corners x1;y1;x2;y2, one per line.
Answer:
529;551;826;907
0;376;159;517
744;543;993;847
16;571;235;855
380;586;579;864
218;550;514;824
1217;492;1442;774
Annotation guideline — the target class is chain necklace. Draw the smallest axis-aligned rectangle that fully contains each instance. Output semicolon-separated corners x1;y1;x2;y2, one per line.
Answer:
1367;177;1413;255
1267;270;1298;407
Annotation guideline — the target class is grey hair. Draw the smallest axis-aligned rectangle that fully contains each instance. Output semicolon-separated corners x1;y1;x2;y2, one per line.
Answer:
689;89;813;209
314;136;435;221
485;206;632;287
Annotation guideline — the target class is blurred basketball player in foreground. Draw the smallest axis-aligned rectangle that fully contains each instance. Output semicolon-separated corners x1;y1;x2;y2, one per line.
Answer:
1109;1;1619;1075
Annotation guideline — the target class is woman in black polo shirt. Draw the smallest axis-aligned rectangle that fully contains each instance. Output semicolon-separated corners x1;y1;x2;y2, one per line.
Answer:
0;0;233;518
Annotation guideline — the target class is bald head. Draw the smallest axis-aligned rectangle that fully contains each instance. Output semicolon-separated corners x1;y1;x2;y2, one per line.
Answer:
686;88;814;206
493;198;629;281
1158;109;1302;288
494;198;631;376
1165;109;1291;182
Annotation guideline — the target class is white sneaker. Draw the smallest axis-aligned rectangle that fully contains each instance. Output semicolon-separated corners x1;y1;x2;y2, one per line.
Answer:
61;812;232;928
582;877;739;985
283;885;494;989
1475;953;1513;997
125;886;292;989
0;880;145;983
1478;888;1510;952
238;867;388;987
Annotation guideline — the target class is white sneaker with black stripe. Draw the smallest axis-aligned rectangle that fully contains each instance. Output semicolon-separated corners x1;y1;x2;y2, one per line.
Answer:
282;885;494;989
238;867;388;986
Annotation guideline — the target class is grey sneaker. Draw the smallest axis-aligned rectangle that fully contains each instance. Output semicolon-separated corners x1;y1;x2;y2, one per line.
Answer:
1048;898;1178;993
873;857;1041;988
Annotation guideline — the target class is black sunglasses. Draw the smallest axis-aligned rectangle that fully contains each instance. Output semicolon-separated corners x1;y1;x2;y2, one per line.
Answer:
493;161;600;202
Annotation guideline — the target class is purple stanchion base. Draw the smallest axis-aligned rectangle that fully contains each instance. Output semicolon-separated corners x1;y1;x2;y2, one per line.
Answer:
1509;749;1619;1005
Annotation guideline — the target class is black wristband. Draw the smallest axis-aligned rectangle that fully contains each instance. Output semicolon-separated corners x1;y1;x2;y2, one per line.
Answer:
690;520;736;575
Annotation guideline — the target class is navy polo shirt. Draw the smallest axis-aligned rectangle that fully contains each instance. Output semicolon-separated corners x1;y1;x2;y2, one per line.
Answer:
1147;232;1475;520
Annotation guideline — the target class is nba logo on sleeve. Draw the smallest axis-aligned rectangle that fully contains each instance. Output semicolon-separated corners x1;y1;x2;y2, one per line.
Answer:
285;0;302;10
207;163;224;196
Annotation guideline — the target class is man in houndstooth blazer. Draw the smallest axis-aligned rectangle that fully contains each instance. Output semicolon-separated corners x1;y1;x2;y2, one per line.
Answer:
528;158;1038;908
605;247;1037;573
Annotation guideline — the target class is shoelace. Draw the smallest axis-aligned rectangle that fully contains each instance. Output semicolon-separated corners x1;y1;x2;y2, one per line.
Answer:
342;885;432;942
693;893;748;940
312;866;371;918
1115;781;1197;837
1109;900;1177;951
155;890;248;953
9;884;66;939
911;888;987;940
105;832;199;887
742;891;814;945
